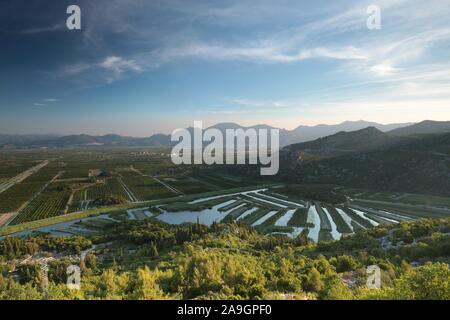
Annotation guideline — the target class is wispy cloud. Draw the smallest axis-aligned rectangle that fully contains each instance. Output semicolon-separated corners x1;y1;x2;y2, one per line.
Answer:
99;56;142;73
60;56;143;84
202;109;250;115
370;61;400;77
157;44;368;64
20;24;65;34
51;0;450;87
98;56;143;81
226;98;290;108
61;63;92;76
21;0;450;127
33;98;59;107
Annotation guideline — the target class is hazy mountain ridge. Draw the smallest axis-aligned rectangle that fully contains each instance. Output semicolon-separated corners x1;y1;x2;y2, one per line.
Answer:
278;127;450;196
0;134;61;145
283;127;411;158
292;120;413;142
389;120;450;136
0;120;419;149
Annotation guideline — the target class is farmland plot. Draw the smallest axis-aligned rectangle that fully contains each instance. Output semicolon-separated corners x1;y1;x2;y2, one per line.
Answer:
287;207;311;228
339;207;374;229
239;208;272;226
224;204;254;221
274;209;296;227
0;167;57;214
192;173;239;189
120;171;174;201
260;191;306;207
11;191;70;225
251;211;278;227
321;206;341;240
348;205;399;225
86;178;130;201
160;176;215;195
335;208;355;233
306;206;321;242
218;200;244;212
244;193;289;209
236;207;259;221
352;199;449;219
350;208;380;227
324;205;353;234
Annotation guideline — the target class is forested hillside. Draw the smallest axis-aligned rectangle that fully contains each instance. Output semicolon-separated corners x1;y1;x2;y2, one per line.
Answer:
277;131;450;196
1;218;449;300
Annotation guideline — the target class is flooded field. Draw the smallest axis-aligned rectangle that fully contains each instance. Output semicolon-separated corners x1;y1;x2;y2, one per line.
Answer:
3;187;448;243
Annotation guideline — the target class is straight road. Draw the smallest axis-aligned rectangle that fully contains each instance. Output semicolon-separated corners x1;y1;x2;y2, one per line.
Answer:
0;160;49;195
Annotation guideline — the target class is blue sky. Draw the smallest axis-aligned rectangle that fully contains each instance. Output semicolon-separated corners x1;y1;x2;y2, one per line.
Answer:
1;0;449;136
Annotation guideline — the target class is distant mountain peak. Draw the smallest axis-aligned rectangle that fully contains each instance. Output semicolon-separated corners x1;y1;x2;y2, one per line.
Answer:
389;120;450;136
283;126;398;158
354;126;384;134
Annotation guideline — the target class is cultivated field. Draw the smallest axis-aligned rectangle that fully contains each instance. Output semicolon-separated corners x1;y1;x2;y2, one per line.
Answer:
3;184;449;243
0;149;449;242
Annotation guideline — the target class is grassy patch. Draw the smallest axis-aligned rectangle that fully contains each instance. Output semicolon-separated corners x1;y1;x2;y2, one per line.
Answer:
353;200;448;219
248;192;302;208
222;205;253;222
340;207;374;229
315;204;332;231
218;199;245;212
318;230;333;242
324;205;353;234
240;208;272;226
287;207;312;228
161;196;234;212
255;209;287;233
264;226;294;234
240;194;280;210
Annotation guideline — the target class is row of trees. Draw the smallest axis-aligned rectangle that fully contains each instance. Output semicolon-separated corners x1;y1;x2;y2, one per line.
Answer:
0;234;92;260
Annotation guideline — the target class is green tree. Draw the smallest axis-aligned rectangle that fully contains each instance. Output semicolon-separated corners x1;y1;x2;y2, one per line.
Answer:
389;262;450;300
85;253;97;269
129;267;166;300
335;255;359;273
303;267;323;293
148;242;158;258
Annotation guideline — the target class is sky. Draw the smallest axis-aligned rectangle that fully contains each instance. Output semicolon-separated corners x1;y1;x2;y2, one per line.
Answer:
0;0;449;136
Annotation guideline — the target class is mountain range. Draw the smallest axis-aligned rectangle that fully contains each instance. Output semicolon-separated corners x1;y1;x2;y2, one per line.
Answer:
276;122;450;196
2;119;450;196
4;120;446;149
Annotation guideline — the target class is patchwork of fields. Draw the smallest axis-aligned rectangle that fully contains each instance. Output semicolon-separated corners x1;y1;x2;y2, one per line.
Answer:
0;150;449;242
147;188;449;242
5;186;449;243
0;150;264;227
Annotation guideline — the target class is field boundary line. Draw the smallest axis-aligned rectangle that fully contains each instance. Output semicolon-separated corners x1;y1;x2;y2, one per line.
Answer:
130;166;184;196
4;171;61;227
118;176;139;202
0;160;49;195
